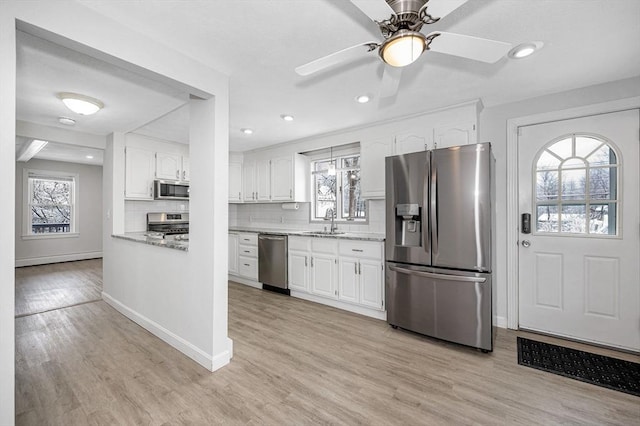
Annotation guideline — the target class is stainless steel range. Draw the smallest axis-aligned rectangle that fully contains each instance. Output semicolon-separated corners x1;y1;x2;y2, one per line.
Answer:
146;212;189;240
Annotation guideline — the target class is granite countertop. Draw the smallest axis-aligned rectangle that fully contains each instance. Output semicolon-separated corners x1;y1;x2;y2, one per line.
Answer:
112;232;189;251
229;227;385;242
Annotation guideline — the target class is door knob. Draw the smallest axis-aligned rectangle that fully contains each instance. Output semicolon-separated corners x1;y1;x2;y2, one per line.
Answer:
521;240;531;248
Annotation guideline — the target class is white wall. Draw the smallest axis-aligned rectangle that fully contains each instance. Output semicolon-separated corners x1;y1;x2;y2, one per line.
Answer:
15;159;103;266
480;76;640;326
1;2;231;422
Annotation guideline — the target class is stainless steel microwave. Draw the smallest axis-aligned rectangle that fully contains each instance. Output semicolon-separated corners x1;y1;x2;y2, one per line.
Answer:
154;180;189;200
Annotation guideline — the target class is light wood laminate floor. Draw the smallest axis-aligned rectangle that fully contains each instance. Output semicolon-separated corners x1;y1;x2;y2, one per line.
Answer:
15;259;102;317
15;262;640;425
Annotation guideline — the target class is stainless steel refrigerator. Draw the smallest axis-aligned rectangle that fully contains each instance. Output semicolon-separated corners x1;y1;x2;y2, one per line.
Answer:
385;143;495;352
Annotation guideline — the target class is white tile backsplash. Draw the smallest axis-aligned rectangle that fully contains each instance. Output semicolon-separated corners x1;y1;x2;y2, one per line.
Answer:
125;200;189;232
229;199;385;233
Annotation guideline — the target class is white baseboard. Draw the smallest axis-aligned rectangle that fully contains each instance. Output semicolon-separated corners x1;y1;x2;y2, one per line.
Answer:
102;291;231;372
290;291;387;321
228;275;262;289
15;251;102;267
495;315;508;329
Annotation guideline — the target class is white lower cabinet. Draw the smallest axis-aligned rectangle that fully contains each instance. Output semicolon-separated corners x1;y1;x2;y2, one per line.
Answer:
288;236;310;292
229;232;259;282
338;240;384;310
310;254;337;299
228;233;239;275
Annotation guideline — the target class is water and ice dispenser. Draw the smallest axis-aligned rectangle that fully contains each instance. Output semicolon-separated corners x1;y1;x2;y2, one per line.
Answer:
396;203;421;247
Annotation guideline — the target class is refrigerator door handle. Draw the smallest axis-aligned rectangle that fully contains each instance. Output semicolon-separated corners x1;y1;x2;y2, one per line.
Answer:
430;162;438;256
388;265;486;283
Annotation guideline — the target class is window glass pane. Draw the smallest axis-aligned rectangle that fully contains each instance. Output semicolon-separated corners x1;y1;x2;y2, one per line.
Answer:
314;171;336;219
589;204;615;235
341;169;366;218
536;205;558;233
561;204;586;233
574;137;603;158
561;158;585;169
547;138;572;159
31;205;71;233
536;150;561;170
561;168;586;200
589;167;616;200
31;179;71;205
536;171;559;200
586;144;617;166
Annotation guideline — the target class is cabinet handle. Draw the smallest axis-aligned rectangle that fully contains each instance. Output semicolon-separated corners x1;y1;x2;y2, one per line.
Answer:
354;262;358;275
183;170;186;180
243;250;250;253
358;262;361;275
311;257;314;267
243;264;250;267
351;249;363;252
176;170;179;179
150;183;153;197
304;256;307;267
290;189;292;199
238;191;241;200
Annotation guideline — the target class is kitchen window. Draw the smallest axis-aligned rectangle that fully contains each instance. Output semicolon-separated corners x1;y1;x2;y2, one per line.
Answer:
311;152;366;222
23;169;78;238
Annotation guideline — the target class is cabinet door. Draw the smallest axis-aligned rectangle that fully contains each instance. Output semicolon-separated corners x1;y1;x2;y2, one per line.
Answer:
242;160;256;202
125;147;155;200
338;257;359;304
228;233;239;275
181;156;190;181
256;159;271;201
271;156;293;201
433;122;477;149
288;250;309;292
156;152;181;180
360;259;383;309
360;137;394;199
229;161;243;202
395;133;429;155
310;254;336;299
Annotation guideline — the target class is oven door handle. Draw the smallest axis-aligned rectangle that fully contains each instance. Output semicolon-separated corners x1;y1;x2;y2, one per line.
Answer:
388;265;486;283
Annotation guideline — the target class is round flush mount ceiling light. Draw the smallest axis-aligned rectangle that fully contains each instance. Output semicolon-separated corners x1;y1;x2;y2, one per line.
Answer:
86;155;94;159
58;117;76;126
281;114;294;122
355;95;371;104
241;128;253;135
379;30;427;67
508;41;544;59
58;92;104;115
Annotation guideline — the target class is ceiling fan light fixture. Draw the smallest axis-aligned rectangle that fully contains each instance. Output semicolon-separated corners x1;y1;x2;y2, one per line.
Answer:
58;92;104;115
508;41;543;59
380;30;426;67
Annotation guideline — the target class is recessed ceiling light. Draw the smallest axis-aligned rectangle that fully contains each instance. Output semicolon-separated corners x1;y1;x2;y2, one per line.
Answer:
281;114;294;122
58;92;104;115
58;117;76;126
241;128;253;135
356;95;371;104
508;41;544;59
86;155;94;159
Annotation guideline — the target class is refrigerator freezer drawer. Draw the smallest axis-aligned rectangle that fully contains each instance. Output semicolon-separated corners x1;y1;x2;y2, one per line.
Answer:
385;262;493;351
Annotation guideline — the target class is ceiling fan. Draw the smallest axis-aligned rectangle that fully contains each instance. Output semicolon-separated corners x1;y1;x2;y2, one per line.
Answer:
295;0;512;98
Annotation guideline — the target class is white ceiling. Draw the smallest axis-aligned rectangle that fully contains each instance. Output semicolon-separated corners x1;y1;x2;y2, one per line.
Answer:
15;0;640;162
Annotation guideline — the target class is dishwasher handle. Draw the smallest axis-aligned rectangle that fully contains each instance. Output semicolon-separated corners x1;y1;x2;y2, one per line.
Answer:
388;265;486;283
259;235;287;241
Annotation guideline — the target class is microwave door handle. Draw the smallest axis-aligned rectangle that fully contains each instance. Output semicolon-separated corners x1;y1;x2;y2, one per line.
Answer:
388;265;486;283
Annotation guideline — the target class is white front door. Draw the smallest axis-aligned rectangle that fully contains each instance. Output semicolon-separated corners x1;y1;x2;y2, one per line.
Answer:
518;109;640;351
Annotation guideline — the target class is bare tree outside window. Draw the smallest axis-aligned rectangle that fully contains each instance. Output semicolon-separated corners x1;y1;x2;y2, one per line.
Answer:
312;154;366;221
27;174;76;234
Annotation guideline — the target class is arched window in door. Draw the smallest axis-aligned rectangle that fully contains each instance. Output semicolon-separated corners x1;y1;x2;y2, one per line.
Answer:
534;134;619;235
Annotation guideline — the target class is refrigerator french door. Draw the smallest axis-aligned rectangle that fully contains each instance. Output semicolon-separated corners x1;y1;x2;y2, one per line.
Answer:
385;143;494;352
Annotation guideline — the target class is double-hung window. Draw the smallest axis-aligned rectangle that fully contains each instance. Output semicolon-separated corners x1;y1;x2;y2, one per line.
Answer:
311;149;366;222
23;169;78;237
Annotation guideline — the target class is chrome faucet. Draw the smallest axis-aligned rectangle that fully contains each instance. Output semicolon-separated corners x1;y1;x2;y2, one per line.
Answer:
325;208;338;233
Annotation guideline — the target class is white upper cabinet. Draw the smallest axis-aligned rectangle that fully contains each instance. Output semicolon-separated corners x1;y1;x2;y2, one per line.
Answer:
241;153;309;203
181;156;190;181
360;137;394;199
125;146;155;200
394;133;429;155
229;155;243;203
433;122;477;149
156;152;182;180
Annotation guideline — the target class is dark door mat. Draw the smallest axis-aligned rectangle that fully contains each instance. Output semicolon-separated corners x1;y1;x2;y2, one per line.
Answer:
517;337;640;397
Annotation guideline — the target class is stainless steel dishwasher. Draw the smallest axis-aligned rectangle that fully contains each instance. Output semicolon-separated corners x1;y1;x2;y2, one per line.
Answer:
258;233;289;295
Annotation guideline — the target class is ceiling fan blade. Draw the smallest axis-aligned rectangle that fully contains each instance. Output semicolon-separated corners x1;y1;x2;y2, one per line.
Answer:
295;42;379;76
426;31;512;63
379;66;403;99
350;0;395;21
426;0;469;20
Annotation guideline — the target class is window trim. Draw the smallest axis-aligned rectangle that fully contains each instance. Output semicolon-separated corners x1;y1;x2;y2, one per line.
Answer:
22;169;79;239
531;133;621;238
308;147;368;224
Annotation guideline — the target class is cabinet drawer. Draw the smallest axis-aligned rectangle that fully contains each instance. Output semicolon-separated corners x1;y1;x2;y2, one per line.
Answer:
311;238;338;255
338;240;382;259
237;233;258;246
289;236;310;251
238;256;258;280
238;245;257;258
